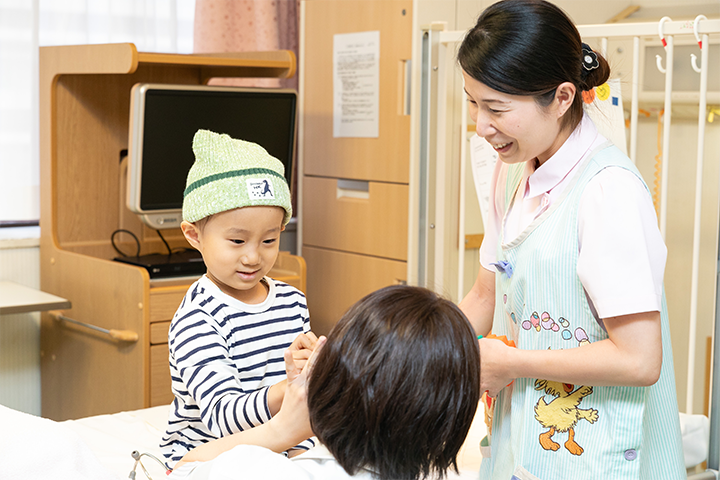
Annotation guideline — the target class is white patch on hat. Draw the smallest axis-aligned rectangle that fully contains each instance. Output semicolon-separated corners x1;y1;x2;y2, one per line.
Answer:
247;178;276;199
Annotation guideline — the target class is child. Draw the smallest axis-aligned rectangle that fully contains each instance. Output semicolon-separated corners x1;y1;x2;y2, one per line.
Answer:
457;1;685;479
169;285;481;480
160;129;315;467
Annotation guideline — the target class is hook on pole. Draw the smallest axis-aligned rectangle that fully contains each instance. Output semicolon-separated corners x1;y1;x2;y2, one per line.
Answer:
655;55;666;74
690;15;707;74
656;16;672;73
691;54;701;74
693;14;707;49
657;16;672;48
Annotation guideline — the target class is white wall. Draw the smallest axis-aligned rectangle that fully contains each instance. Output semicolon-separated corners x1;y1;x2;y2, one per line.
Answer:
0;236;41;415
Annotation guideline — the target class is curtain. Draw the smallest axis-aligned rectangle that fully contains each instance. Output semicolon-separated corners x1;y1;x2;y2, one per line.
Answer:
193;0;299;90
0;0;194;227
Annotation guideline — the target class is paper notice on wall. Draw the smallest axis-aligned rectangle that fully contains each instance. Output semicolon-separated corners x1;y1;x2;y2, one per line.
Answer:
469;134;498;226
333;30;380;138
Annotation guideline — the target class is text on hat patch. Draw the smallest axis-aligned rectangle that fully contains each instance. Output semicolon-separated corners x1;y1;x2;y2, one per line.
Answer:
247;178;276;200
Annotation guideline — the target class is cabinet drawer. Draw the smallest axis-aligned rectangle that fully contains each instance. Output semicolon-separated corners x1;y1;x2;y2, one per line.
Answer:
303;246;406;335
150;321;171;345
303;177;408;260
150;344;174;407
149;286;187;323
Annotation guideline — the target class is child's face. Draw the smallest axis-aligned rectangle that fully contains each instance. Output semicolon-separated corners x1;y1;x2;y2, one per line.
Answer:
183;206;285;304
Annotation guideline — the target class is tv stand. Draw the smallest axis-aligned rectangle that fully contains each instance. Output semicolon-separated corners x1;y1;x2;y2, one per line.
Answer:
39;43;302;420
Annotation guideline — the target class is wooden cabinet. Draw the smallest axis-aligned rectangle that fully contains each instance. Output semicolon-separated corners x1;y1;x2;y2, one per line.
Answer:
300;0;412;335
39;43;303;421
303;177;408;260
302;246;407;335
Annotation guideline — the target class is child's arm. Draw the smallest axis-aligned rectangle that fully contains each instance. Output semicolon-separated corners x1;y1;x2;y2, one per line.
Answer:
171;315;290;436
479;310;662;397
177;338;326;467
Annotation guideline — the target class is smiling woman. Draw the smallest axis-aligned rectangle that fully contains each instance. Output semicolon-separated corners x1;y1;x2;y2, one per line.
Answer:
455;1;685;479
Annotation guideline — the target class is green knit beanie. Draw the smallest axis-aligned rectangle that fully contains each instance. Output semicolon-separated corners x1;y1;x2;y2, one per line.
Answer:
182;129;292;225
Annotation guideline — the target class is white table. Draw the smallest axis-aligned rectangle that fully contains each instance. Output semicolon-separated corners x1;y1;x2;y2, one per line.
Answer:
0;281;71;315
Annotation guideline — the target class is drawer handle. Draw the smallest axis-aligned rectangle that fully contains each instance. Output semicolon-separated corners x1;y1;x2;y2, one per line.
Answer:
49;310;139;343
398;59;411;116
337;179;369;199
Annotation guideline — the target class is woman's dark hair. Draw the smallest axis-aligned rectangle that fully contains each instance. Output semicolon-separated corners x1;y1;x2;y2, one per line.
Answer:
458;0;610;131
307;285;481;480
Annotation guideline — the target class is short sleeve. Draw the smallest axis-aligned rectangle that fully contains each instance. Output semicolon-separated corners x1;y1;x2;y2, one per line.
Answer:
479;156;508;271
577;167;667;319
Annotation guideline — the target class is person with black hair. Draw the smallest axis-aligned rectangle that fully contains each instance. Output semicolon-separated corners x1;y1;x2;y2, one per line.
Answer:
168;285;481;480
456;1;685;479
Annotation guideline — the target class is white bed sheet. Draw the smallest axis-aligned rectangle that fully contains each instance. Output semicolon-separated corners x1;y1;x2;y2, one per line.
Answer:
61;403;488;480
62;405;171;479
0;399;711;479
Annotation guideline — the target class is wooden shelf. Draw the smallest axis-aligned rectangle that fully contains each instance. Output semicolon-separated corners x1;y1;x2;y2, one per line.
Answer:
39;43;301;420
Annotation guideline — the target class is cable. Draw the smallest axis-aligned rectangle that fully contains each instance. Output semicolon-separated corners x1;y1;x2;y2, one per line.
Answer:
156;226;193;255
155;228;172;255
111;229;141;257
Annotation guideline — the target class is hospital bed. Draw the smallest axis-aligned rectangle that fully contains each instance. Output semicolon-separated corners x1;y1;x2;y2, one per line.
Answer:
0;396;711;479
0;401;488;480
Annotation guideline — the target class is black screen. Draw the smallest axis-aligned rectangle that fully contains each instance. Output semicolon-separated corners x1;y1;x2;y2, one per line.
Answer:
138;88;296;211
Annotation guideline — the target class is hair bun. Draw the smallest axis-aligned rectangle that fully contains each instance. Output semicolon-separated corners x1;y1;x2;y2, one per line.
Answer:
579;45;610;92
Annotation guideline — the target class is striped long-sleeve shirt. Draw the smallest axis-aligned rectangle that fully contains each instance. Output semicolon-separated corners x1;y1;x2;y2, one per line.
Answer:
160;275;312;466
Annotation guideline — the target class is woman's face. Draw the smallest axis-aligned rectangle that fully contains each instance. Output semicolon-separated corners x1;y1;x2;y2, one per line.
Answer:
462;70;569;166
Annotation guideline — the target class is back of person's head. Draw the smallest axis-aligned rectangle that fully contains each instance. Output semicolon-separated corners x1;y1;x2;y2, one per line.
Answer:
457;0;610;131
307;285;481;480
182;129;292;226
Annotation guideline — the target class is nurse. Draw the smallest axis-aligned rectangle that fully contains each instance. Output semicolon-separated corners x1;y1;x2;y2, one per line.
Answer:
457;0;685;478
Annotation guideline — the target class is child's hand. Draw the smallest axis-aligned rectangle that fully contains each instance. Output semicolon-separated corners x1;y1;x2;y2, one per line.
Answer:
277;336;327;439
286;332;319;382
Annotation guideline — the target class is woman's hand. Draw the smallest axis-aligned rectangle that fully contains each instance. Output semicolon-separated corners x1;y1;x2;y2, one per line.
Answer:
478;337;515;398
273;336;327;440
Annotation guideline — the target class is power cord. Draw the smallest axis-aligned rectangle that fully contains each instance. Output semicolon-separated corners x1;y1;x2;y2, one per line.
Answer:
111;229;141;257
112;227;190;258
155;228;172;255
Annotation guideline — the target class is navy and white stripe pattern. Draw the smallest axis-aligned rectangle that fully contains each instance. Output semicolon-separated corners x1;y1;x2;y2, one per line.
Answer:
160;275;312;466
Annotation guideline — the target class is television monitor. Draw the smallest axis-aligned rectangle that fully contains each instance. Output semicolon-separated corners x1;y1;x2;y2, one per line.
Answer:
126;83;297;229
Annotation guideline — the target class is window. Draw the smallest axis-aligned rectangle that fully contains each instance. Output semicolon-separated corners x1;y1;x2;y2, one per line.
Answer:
0;0;195;229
